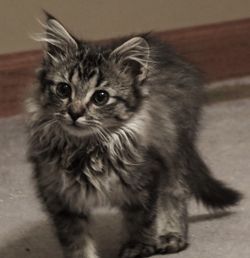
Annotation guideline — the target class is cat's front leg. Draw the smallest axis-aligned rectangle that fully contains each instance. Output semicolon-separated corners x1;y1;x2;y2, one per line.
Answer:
119;202;158;258
52;210;99;258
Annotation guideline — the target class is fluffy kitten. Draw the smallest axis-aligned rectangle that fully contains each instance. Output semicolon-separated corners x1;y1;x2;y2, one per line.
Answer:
26;13;242;258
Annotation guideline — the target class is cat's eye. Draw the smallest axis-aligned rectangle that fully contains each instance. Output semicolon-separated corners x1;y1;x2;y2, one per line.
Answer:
56;83;72;98
92;90;109;106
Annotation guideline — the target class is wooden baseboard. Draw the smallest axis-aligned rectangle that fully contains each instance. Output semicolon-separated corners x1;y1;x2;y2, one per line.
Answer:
157;18;250;81
0;18;250;117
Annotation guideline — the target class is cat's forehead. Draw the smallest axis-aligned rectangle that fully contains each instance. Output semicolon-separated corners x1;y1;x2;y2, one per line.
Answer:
52;47;106;83
69;48;104;77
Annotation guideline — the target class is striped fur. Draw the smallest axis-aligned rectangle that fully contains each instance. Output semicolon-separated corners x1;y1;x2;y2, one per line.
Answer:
26;13;241;258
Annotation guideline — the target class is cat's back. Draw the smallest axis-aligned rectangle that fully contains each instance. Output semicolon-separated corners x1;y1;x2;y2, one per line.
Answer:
143;36;204;150
146;35;203;99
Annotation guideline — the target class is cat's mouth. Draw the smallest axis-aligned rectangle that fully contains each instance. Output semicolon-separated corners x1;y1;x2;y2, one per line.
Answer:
56;113;106;137
61;119;99;137
65;120;89;131
71;121;83;128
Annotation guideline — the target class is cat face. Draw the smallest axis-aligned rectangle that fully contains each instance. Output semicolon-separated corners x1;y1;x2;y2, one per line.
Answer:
35;14;151;137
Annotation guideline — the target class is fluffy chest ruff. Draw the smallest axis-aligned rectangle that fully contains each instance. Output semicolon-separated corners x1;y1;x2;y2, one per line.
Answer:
29;123;149;214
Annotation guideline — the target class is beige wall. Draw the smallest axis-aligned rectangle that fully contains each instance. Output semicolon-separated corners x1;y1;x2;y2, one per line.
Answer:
0;0;250;54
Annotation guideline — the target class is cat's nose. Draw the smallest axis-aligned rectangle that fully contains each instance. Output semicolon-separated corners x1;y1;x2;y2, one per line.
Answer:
68;107;85;122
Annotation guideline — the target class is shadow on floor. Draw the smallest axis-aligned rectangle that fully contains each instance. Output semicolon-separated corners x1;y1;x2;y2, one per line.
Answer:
0;211;233;258
189;211;234;223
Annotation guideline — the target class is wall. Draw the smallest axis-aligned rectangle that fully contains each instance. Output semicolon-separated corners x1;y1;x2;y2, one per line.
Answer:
0;0;250;54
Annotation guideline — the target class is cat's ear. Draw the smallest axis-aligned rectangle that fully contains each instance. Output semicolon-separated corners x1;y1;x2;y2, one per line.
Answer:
110;37;150;82
35;12;78;63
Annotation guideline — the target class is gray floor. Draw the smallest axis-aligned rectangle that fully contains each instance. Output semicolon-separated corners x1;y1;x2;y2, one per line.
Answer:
0;97;249;258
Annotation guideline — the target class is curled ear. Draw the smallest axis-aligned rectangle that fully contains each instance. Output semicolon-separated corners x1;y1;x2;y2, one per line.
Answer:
34;12;78;63
110;37;150;82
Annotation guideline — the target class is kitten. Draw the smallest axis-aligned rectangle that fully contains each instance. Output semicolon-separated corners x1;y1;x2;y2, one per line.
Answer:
26;13;242;258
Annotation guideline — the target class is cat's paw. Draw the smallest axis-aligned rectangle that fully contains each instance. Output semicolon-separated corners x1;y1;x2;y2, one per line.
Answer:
119;241;157;258
156;233;188;254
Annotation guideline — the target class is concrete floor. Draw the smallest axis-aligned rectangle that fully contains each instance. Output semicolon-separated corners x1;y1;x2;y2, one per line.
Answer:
0;95;249;258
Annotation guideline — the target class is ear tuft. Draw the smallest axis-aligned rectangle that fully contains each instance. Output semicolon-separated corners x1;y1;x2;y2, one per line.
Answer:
33;11;78;63
110;37;150;82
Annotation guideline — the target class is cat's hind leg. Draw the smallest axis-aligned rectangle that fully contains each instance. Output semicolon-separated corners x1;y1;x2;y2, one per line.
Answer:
155;185;189;254
119;186;188;258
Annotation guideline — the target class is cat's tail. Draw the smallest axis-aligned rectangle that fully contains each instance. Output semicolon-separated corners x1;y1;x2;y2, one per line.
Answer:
185;147;242;210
